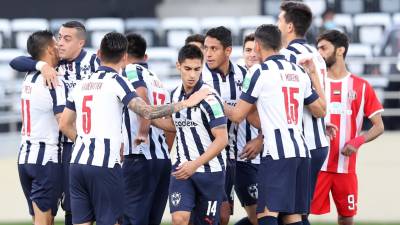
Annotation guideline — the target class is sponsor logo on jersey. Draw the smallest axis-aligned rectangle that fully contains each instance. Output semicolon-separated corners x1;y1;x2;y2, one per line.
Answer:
174;119;198;127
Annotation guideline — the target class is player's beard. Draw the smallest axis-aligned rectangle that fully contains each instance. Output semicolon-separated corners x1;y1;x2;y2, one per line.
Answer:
324;49;337;69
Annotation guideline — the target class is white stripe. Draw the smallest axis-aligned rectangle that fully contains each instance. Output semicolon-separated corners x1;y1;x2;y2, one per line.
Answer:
337;79;348;173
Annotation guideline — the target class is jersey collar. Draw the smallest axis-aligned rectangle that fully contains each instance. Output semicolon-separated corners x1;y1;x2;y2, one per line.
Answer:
181;80;203;98
137;62;149;69
97;66;118;73
264;54;286;62
206;60;235;76
59;49;87;64
288;38;307;46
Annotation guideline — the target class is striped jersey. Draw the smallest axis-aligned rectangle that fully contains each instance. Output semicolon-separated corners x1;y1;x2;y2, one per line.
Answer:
57;49;100;143
66;66;138;168
122;62;170;159
171;81;227;173
281;39;329;150
321;73;383;173
202;62;246;160
18;71;67;165
240;55;319;160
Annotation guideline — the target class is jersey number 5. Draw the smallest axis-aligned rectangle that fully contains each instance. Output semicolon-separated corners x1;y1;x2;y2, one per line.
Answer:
282;87;299;124
82;95;93;134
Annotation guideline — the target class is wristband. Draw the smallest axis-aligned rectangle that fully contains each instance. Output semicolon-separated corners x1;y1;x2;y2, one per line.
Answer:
346;136;366;149
36;61;47;71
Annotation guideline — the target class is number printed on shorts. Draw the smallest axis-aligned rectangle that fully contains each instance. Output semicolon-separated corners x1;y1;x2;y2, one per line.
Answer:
206;201;217;216
348;194;355;210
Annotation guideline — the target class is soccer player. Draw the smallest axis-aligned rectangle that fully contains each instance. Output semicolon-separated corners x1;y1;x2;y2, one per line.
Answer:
59;32;209;225
185;34;205;52
201;26;247;225
277;3;328;224
17;30;66;225
233;33;263;225
224;24;326;225
151;44;228;225
311;30;384;225
9;21;99;225
121;33;171;225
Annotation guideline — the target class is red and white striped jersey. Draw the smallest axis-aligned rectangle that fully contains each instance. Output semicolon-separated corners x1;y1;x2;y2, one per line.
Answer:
321;73;383;174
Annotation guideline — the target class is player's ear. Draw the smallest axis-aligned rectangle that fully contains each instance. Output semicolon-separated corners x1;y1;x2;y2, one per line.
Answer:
288;22;294;34
176;61;181;70
336;46;345;57
225;46;232;57
97;50;102;61
143;54;148;61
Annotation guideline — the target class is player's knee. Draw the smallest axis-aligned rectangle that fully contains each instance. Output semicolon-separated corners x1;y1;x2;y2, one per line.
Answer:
338;215;354;225
172;214;190;225
249;216;258;225
220;212;230;225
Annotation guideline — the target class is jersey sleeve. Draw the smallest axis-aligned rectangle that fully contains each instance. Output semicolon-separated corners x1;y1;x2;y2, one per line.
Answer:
125;65;147;89
48;80;67;114
200;93;227;129
303;74;319;105
113;75;138;107
9;56;37;72
364;81;384;118
240;67;262;104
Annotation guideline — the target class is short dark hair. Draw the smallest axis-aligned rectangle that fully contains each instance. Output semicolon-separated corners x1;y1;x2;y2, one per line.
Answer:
178;44;204;64
27;30;54;60
317;29;349;58
243;33;255;47
205;26;232;48
280;1;313;37
126;33;147;58
61;20;86;39
185;34;205;45
99;32;128;64
254;24;282;51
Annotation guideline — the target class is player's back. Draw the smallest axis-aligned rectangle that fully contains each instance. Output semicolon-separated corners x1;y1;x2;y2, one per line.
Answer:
281;39;328;150
242;55;317;160
19;71;66;165
70;66;136;167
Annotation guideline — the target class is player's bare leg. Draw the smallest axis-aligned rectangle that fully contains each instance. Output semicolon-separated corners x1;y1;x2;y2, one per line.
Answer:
338;215;354;225
220;201;231;225
32;202;53;225
243;204;258;225
282;214;302;224
172;211;191;225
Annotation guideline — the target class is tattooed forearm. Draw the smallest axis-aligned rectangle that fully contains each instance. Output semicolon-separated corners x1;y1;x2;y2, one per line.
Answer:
129;98;187;119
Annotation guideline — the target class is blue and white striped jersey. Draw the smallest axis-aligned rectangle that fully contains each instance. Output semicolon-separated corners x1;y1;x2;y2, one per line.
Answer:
241;55;319;160
171;81;227;173
18;71;67;165
66;66;138;168
202;62;246;160
122;62;170;159
281;39;328;150
57;49;100;143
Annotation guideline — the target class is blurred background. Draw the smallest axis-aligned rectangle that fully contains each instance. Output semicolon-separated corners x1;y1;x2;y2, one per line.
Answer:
0;0;399;224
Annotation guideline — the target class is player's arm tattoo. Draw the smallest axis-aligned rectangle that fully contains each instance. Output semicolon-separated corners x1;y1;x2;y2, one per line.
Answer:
128;97;186;120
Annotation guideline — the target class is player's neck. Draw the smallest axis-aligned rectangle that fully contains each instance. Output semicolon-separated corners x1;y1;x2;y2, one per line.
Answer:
217;60;230;76
66;49;83;62
260;49;279;62
40;56;57;68
101;62;122;73
284;34;303;48
183;85;194;95
328;61;349;80
126;56;145;65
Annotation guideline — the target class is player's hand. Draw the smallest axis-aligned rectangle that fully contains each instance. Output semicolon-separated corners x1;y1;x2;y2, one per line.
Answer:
326;122;338;140
172;161;199;180
184;88;212;107
240;135;263;160
299;57;317;77
341;144;358;156
41;64;59;89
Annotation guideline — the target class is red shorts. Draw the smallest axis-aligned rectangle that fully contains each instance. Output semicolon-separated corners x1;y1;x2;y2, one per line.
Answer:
311;171;358;217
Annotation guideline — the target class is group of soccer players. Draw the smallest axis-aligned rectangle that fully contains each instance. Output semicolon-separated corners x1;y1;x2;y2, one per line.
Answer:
11;1;385;225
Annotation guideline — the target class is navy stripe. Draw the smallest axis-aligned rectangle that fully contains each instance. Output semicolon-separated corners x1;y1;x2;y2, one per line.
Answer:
273;59;284;70
149;128;157;159
228;73;236;99
31;71;40;83
261;63;269;70
274;129;285;159
57;143;62;163
288;129;300;157
304;90;319;105
312;117;322;149
90;54;97;73
300;134;310;158
178;127;191;161
75;62;81;80
211;72;221;95
200;101;216;121
115;75;133;95
17;144;23;163
233;125;238;160
66;100;76;111
237;64;247;79
123;107;132;154
246;121;251;142
36;142;45;165
74;142;85;164
175;136;181;164
201;110;225;170
187;108;211;172
86;138;95;165
24;141;32;163
102;139;111;167
291;61;297;71
158;135;168;159
287;46;301;54
98;72;106;79
137;67;144;81
302;44;313;53
289;54;297;63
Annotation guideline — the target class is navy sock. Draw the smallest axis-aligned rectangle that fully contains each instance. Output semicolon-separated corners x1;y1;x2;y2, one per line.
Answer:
258;216;278;225
235;217;253;225
302;215;310;225
65;211;72;225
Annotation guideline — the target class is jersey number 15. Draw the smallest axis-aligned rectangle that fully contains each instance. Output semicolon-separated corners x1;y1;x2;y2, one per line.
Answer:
282;87;299;125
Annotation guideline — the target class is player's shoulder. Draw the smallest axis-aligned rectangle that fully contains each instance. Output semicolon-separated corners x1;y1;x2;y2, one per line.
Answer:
349;73;372;87
233;63;247;76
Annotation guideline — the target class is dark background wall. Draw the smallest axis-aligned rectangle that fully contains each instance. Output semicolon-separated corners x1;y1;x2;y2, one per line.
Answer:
1;0;161;19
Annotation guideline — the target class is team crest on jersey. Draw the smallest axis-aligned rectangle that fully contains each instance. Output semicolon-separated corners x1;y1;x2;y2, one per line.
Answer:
348;90;357;100
81;65;91;75
170;192;181;206
248;184;258;199
236;79;243;90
